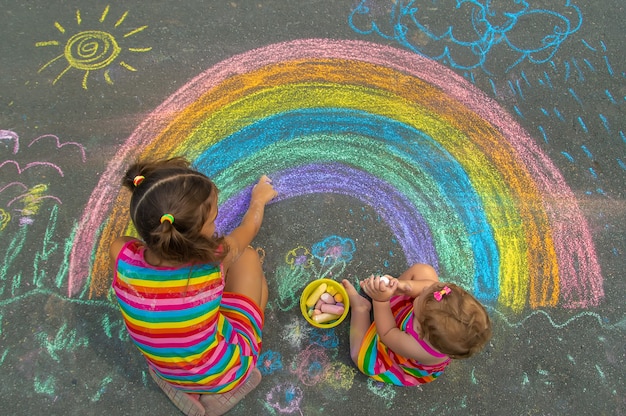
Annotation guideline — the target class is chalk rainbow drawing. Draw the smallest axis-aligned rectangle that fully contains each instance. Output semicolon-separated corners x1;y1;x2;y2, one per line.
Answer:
68;39;602;311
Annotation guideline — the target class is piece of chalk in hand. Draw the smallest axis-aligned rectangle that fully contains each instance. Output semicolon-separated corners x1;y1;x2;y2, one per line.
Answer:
379;276;390;286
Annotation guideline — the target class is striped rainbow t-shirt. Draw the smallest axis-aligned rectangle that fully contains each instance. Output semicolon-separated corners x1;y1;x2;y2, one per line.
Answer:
357;295;450;386
112;240;260;393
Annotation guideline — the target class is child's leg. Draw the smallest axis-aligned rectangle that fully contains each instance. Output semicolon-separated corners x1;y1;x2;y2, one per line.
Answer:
393;264;439;298
224;247;268;311
341;279;372;365
397;263;438;282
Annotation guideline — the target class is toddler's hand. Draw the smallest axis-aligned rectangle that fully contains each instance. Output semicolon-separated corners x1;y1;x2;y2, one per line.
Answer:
252;175;278;205
360;274;397;302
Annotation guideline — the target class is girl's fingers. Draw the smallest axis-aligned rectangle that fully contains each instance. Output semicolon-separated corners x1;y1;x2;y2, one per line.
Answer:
361;284;371;297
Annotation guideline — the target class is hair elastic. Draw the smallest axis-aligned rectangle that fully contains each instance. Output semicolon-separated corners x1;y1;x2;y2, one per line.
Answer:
133;175;145;187
434;286;451;302
160;214;175;224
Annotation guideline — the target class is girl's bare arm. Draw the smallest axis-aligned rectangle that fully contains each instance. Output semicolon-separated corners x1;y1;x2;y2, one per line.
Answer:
224;176;277;265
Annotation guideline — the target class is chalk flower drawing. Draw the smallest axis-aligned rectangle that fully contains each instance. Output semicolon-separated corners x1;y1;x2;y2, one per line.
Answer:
349;0;582;73
258;350;283;375
9;184;52;226
310;327;339;349
285;246;313;268
0;131;82;228
323;362;357;391
265;383;304;414
293;345;330;386
273;265;310;312
0;209;10;231
271;236;354;312
311;235;356;265
35;5;152;89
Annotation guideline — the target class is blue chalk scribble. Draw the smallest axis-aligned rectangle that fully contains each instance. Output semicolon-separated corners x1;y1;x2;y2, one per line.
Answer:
310;328;340;348
258;350;283;375
311;235;356;265
348;0;582;74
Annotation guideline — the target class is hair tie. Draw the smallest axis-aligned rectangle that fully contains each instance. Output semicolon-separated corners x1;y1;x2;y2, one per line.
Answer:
434;286;451;302
160;214;174;224
133;175;145;187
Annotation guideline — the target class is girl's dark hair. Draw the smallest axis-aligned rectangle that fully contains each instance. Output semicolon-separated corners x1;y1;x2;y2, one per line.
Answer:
416;283;492;359
122;157;227;264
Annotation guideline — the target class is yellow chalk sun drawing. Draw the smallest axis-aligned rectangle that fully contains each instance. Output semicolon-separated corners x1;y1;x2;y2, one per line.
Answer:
36;5;152;90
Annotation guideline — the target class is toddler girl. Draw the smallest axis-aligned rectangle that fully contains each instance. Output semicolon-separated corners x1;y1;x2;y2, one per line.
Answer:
342;263;491;386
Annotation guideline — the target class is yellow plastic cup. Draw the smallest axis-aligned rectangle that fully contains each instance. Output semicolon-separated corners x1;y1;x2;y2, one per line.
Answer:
300;278;350;328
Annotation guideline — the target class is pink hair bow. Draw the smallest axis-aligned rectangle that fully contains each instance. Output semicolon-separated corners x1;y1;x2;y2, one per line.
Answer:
433;286;451;301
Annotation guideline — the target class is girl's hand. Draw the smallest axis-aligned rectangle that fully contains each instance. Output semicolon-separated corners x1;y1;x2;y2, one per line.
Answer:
394;279;413;296
360;274;398;302
251;175;278;205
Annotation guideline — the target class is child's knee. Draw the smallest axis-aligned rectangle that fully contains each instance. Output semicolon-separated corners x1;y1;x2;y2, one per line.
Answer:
407;263;438;279
230;247;261;272
224;248;266;301
240;246;261;263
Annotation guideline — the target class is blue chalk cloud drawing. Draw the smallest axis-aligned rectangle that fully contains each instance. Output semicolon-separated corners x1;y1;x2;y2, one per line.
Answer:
349;0;582;73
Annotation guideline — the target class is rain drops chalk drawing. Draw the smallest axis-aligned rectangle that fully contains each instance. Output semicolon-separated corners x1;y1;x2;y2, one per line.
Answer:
349;0;582;73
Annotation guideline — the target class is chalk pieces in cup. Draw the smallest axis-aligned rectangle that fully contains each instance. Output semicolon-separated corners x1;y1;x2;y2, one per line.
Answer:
300;279;350;328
